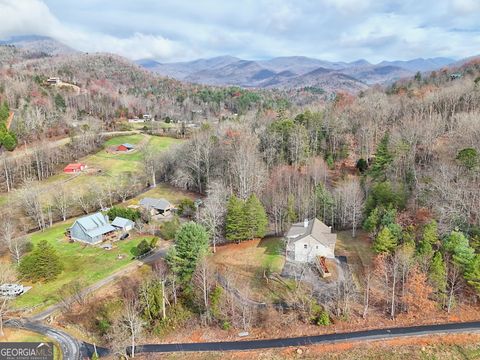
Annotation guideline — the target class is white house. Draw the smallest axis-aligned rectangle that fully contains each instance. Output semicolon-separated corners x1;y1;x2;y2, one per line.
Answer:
285;218;336;263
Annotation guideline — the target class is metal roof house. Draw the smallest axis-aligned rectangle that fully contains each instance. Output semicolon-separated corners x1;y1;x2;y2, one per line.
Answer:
140;197;174;216
112;216;135;231
69;212;117;244
285;218;337;263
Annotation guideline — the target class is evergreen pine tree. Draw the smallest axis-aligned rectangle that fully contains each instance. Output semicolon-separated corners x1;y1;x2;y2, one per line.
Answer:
19;240;63;282
363;207;380;234
429;251;447;303
166;222;209;283
286;194;297;224
0;101;9;123
465;254;480;295
369;133;393;181
225;195;247;242
244;193;268;239
373;227;397;253
423;220;439;246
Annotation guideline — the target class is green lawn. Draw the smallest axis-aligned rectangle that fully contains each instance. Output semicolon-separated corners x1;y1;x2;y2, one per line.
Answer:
257;237;285;273
14;219;151;310
104;134;144;147
130;183;197;206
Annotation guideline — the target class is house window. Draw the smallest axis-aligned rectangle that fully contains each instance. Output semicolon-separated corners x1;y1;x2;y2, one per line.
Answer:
304;244;308;249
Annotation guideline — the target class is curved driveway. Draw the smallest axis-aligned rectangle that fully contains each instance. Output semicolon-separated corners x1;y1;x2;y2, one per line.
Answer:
6;320;82;360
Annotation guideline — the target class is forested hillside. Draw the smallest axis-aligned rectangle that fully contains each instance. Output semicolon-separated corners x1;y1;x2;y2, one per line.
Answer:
0;47;302;149
154;58;480;319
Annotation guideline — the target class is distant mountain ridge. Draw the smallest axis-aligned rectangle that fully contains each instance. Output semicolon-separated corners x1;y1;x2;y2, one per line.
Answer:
0;34;459;93
0;35;77;56
137;55;456;92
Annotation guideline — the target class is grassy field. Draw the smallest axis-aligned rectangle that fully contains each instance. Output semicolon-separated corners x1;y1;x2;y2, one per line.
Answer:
13;219;151;310
211;237;285;301
128;183;198;207
1;329;61;360
0;134;182;205
336;230;373;269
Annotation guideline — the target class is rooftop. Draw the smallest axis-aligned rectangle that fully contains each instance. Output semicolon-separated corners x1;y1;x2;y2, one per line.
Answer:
140;197;172;211
286;218;336;247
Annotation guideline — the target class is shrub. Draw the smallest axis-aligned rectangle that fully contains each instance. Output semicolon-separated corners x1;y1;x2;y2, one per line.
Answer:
456;148;478;170
107;206;140;222
152;303;192;336
316;311;331;326
131;239;152;257
177;198;196;217
160;216;180;240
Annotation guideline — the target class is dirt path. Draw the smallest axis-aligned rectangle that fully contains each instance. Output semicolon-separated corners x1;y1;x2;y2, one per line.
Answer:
6;111;14;130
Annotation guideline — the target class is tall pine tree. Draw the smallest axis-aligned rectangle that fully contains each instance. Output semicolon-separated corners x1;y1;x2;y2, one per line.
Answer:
166;222;209;283
429;251;447;304
369;133;393;181
225;195;247;242
373;227;397;253
244;193;268;239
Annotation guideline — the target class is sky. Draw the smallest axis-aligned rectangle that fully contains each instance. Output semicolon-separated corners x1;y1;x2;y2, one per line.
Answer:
0;0;479;63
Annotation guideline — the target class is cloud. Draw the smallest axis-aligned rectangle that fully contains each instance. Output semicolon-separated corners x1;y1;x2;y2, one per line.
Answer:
0;0;193;61
1;0;479;62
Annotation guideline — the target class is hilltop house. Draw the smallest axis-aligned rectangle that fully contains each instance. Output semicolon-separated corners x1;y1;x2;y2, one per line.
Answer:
116;143;135;152
112;216;135;231
47;77;61;85
63;163;87;173
285;218;336;263
140;197;174;216
69;212;117;244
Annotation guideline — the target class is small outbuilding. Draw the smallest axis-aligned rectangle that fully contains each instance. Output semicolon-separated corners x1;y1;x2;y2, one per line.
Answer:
140;197;174;216
63;163;87;173
112;216;135;231
0;283;25;297
116;143;135;152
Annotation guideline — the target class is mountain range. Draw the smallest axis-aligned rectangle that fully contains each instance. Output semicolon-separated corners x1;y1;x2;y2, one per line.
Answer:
0;35;460;93
136;55;456;91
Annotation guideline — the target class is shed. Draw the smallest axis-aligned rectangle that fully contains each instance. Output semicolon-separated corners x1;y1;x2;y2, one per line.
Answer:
140;197;174;216
63;163;86;173
116;143;135;152
69;212;117;244
112;216;135;231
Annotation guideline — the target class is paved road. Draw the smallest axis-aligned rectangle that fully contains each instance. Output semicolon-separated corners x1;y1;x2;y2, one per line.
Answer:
29;244;170;322
7;319;480;358
6;319;83;360
133;321;480;354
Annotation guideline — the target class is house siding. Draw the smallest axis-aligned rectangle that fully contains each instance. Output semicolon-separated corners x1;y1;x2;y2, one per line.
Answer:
292;235;335;262
70;222;101;244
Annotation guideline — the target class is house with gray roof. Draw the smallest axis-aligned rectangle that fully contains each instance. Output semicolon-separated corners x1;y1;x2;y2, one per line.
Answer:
140;197;174;216
112;216;135;231
69;212;117;244
285;218;336;263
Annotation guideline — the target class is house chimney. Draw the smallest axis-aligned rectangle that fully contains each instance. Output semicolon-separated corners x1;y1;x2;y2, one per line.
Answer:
304;219;309;228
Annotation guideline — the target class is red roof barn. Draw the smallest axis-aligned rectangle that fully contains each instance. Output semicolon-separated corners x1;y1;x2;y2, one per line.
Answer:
116;143;135;152
63;163;86;173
